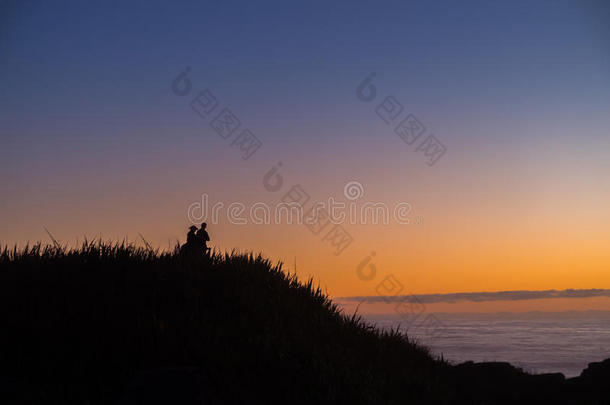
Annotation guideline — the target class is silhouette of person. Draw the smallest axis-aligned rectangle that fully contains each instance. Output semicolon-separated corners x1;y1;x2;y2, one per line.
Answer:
181;225;201;257
196;223;210;255
186;225;197;245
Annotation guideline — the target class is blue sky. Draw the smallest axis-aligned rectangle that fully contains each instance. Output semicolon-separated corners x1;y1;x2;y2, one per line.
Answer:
1;0;609;298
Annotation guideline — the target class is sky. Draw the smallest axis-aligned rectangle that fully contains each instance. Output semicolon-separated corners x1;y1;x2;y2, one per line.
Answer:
1;0;609;310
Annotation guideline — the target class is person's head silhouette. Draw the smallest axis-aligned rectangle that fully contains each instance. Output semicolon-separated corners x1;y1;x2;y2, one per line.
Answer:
200;223;207;230
189;225;197;231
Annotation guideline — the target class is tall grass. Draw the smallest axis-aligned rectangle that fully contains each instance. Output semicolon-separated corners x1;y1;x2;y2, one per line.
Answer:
2;242;604;404
0;241;446;404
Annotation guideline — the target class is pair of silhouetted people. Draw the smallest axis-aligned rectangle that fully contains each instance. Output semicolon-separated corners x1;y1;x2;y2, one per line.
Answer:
182;223;210;257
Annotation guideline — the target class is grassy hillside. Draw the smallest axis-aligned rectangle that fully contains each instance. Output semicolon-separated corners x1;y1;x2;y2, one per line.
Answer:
1;242;608;404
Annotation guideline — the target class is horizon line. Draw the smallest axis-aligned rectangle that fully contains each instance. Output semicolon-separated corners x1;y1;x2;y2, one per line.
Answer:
337;288;610;304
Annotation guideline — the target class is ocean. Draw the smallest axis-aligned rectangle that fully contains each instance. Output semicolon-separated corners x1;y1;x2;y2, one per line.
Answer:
361;311;610;377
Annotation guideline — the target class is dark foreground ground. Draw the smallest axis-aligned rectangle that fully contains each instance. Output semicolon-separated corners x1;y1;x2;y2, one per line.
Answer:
1;243;608;404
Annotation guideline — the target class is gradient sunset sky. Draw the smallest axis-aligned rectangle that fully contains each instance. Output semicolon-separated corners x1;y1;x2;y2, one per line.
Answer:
1;0;609;309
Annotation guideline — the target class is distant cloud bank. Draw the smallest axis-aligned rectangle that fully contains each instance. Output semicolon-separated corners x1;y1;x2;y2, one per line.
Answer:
340;289;610;304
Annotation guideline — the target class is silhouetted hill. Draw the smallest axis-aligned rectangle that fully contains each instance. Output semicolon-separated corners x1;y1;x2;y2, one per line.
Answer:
1;243;608;404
